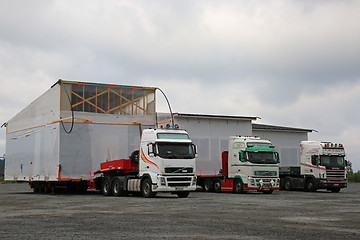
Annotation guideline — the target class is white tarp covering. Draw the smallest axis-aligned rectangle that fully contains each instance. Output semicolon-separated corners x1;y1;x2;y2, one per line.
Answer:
5;81;156;181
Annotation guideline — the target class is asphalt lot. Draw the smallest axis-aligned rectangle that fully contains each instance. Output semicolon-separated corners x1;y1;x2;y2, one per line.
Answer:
0;183;359;240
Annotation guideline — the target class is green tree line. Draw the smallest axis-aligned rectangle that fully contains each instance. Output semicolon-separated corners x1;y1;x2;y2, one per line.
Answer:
347;161;360;183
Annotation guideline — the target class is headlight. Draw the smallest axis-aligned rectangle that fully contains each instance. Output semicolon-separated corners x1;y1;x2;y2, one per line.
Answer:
250;179;255;186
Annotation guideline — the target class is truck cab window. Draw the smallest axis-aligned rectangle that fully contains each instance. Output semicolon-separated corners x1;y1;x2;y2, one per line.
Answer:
157;143;195;159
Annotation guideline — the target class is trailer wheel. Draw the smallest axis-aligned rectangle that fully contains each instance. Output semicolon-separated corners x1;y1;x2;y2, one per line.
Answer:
213;179;221;193
177;192;190;198
233;179;244;194
203;179;213;192
32;183;39;193
284;177;292;191
102;177;112;196
141;178;156;198
44;183;50;194
331;187;341;193
50;183;56;194
305;179;316;192
112;178;125;197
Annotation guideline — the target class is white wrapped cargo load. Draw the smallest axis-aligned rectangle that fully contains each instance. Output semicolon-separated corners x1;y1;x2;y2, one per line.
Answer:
5;80;156;181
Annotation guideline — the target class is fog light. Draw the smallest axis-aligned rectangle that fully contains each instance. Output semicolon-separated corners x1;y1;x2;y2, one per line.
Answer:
160;177;166;186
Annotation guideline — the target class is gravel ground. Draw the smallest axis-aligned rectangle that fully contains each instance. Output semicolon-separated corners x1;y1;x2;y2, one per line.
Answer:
0;183;359;240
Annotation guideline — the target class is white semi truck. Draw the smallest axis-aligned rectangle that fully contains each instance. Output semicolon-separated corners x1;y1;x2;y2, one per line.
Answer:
280;141;347;193
197;136;280;194
92;128;197;198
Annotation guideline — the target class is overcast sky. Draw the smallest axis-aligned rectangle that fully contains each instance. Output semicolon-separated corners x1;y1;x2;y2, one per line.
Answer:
1;0;360;170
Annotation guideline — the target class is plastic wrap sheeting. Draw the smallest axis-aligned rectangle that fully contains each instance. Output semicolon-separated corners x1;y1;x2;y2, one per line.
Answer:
6;84;60;134
59;123;148;180
5;123;60;181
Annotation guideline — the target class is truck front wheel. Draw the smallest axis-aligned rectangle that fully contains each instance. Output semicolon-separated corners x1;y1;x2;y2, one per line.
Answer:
177;192;190;198
141;178;157;198
233;179;244;194
102;177;112;196
331;187;341;193
305;179;316;192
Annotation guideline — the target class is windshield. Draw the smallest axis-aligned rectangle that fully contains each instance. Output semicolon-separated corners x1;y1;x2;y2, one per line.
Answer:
247;151;278;164
157;143;195;159
320;155;345;168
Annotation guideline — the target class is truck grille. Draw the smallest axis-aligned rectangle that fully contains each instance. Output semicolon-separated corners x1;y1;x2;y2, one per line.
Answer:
326;169;346;183
167;177;192;182
166;177;192;187
168;183;191;187
165;167;193;174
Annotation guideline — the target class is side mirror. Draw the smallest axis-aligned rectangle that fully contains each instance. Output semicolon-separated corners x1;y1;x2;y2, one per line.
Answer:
148;143;155;157
192;144;198;158
239;151;246;163
275;152;280;163
192;144;197;154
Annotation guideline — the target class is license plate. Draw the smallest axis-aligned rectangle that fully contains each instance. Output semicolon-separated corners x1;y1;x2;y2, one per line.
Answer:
334;184;339;186
175;187;184;191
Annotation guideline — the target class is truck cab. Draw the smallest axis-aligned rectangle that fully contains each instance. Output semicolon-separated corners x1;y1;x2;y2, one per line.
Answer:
198;136;280;194
139;128;197;197
227;136;280;193
300;141;347;192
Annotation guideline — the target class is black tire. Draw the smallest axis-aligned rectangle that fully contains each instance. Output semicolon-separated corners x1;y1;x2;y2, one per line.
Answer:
32;183;39;193
112;178;125;197
331;188;341;193
131;150;140;164
233;179;244;194
102;177;112;196
213;179;221;193
177;192;190;198
44;183;50;194
284;177;292;191
50;183;56;194
306;179;317;192
141;178;156;198
263;190;274;194
203;179;213;192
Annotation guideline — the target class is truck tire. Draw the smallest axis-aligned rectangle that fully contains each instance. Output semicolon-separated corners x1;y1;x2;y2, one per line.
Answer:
233;179;244;194
213;179;221;193
44;183;50;194
203;179;213;192
102;177;112;196
177;192;190;198
141;178;157;198
263;190;274;194
331;188;341;193
131;150;140;164
112;178;125;197
284;177;292;191
305;179;316;192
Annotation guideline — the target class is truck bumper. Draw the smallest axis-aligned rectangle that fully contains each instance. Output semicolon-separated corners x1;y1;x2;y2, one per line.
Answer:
152;175;197;192
317;179;347;189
